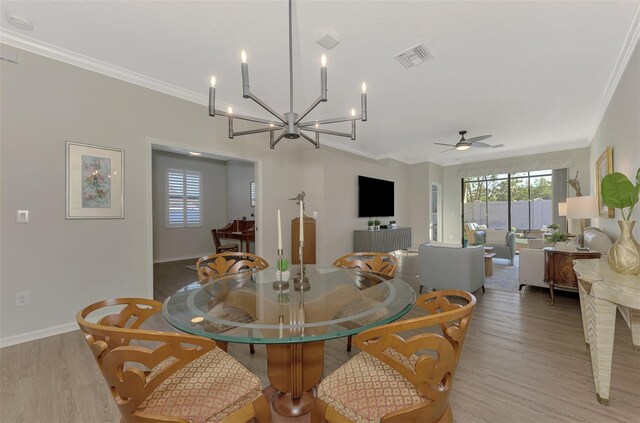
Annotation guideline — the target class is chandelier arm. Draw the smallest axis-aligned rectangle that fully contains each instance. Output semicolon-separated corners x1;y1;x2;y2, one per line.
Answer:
294;96;323;125
299;131;320;149
270;131;286;149
232;126;286;137
247;92;287;123
301;127;353;138
299;115;361;127
216;109;284;127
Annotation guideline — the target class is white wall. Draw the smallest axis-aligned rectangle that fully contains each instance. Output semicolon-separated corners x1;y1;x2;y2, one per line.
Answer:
152;150;228;261
590;39;640;241
226;160;255;221
441;148;591;243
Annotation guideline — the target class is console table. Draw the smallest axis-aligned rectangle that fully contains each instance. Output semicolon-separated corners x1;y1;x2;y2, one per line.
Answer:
573;259;640;405
544;246;601;305
353;227;411;253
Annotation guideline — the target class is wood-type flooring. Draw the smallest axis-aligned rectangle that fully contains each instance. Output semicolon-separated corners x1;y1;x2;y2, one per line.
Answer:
1;253;638;422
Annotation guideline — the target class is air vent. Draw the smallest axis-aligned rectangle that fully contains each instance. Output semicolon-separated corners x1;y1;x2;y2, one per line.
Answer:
394;43;433;69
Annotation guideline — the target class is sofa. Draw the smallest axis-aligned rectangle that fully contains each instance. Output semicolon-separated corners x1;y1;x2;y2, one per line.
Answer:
518;229;613;291
418;242;485;294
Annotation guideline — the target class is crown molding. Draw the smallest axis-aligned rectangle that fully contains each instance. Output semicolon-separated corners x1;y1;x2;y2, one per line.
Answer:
588;2;640;142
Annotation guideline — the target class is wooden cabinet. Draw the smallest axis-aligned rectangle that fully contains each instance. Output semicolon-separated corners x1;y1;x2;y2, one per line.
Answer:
352;227;411;253
544;247;601;305
291;217;316;264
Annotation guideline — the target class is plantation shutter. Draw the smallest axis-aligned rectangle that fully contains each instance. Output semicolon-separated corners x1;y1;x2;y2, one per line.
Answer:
166;168;202;227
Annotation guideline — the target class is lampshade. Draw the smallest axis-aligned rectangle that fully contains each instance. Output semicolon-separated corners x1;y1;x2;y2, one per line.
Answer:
558;202;567;217
566;196;598;219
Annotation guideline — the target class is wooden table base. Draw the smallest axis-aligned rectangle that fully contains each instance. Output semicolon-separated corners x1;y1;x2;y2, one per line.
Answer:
266;341;325;417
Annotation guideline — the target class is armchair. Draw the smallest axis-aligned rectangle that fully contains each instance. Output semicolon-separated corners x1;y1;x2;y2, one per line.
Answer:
418;243;485;294
484;229;516;265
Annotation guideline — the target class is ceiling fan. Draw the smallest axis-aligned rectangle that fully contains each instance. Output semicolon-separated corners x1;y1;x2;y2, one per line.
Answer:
435;130;502;152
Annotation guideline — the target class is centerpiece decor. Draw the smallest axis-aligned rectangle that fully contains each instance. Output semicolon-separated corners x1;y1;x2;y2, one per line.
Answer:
545;231;569;246
601;168;640;275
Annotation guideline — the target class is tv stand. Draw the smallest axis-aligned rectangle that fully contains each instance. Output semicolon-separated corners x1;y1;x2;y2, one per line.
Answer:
353;227;411;253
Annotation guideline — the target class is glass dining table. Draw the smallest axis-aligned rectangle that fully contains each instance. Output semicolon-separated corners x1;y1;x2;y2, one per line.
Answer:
163;264;416;417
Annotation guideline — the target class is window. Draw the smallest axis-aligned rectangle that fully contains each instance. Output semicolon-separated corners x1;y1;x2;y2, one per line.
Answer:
463;170;553;231
166;168;202;227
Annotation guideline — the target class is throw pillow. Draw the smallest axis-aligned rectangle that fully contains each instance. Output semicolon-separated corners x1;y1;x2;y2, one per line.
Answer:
485;229;507;245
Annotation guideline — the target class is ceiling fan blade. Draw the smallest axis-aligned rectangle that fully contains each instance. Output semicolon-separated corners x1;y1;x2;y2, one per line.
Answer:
467;135;492;143
434;142;457;147
490;144;505;149
472;142;491;148
439;148;456;153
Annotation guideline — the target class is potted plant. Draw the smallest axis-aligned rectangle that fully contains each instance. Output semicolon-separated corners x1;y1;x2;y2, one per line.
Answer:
389;220;396;229
276;257;290;281
374;219;381;230
367;219;374;231
547;223;559;232
545;231;569;246
601;168;640;274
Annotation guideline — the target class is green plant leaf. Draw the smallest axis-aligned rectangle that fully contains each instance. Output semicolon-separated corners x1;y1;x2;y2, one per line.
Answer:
601;172;635;209
636;168;640;186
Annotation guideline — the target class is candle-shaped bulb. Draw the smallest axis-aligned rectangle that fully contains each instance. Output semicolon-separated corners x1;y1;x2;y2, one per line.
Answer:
210;76;216;87
321;54;327;67
362;82;366;93
315;122;319;128
227;106;233;114
241;50;247;63
351;108;356;117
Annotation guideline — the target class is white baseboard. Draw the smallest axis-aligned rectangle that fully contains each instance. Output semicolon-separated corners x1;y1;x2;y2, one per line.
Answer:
153;253;209;263
0;310;113;348
0;321;78;348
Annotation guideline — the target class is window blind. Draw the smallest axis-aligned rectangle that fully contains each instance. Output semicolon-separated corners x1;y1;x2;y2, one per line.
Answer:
167;168;202;227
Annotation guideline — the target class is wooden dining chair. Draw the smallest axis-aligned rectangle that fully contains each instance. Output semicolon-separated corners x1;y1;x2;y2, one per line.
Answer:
195;252;269;354
312;289;476;423
211;228;240;253
332;252;399;351
77;298;271;423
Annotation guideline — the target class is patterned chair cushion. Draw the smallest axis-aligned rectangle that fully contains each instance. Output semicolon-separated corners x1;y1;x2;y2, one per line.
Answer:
334;297;389;327
317;350;425;423
139;348;262;423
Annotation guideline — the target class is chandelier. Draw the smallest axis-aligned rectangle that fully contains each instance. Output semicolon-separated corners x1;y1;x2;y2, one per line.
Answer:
207;0;367;149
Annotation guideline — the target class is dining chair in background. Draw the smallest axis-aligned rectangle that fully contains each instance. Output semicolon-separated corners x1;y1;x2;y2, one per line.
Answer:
312;289;476;423
76;298;271;423
211;228;240;253
195;252;269;354
332;252;398;351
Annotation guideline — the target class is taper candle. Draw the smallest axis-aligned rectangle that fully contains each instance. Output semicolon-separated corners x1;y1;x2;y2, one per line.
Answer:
299;201;304;243
277;209;282;250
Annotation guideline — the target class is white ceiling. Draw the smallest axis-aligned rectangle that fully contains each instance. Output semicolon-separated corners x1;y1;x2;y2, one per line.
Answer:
1;1;639;165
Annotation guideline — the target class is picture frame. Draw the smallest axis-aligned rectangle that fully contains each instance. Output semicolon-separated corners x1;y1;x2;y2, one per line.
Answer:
250;181;256;207
595;146;614;218
66;141;124;219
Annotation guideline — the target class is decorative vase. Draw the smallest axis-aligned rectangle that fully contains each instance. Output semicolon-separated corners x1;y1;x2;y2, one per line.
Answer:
607;221;640;275
368;225;374;231
275;270;290;281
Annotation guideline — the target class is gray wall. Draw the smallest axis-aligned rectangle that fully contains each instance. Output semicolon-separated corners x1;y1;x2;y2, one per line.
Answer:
226;160;255;221
152;150;228;261
590;40;640;241
0;47;413;343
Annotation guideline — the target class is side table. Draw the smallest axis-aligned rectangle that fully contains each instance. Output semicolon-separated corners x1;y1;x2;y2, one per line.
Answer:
543;247;601;305
484;253;496;277
573;259;640;405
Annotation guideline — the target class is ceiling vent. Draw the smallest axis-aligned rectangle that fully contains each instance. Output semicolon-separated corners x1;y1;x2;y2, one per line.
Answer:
394;43;433;69
316;31;340;50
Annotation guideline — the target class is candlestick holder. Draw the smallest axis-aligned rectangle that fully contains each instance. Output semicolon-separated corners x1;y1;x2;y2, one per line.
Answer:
273;248;290;290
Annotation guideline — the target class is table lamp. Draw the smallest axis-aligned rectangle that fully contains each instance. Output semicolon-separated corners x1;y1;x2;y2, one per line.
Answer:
566;196;598;248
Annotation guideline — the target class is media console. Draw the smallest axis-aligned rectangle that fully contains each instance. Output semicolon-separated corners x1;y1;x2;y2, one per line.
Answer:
353;227;411;253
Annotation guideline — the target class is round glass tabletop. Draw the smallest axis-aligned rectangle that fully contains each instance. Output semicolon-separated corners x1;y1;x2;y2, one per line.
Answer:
163;265;416;344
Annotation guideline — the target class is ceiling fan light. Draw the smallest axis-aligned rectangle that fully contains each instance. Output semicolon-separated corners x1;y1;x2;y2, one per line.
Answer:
456;144;470;151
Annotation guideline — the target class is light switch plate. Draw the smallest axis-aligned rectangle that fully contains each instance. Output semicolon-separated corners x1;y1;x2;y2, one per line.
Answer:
16;210;29;223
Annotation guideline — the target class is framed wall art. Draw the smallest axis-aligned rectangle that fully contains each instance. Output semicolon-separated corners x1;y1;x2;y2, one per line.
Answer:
66;142;124;219
595;146;614;218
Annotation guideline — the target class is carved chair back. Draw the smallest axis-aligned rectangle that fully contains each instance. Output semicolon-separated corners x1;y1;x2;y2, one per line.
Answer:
332;252;398;278
353;289;476;422
76;298;215;423
196;252;269;283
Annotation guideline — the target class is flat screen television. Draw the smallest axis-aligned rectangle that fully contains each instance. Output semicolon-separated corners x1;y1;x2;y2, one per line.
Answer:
358;175;394;217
